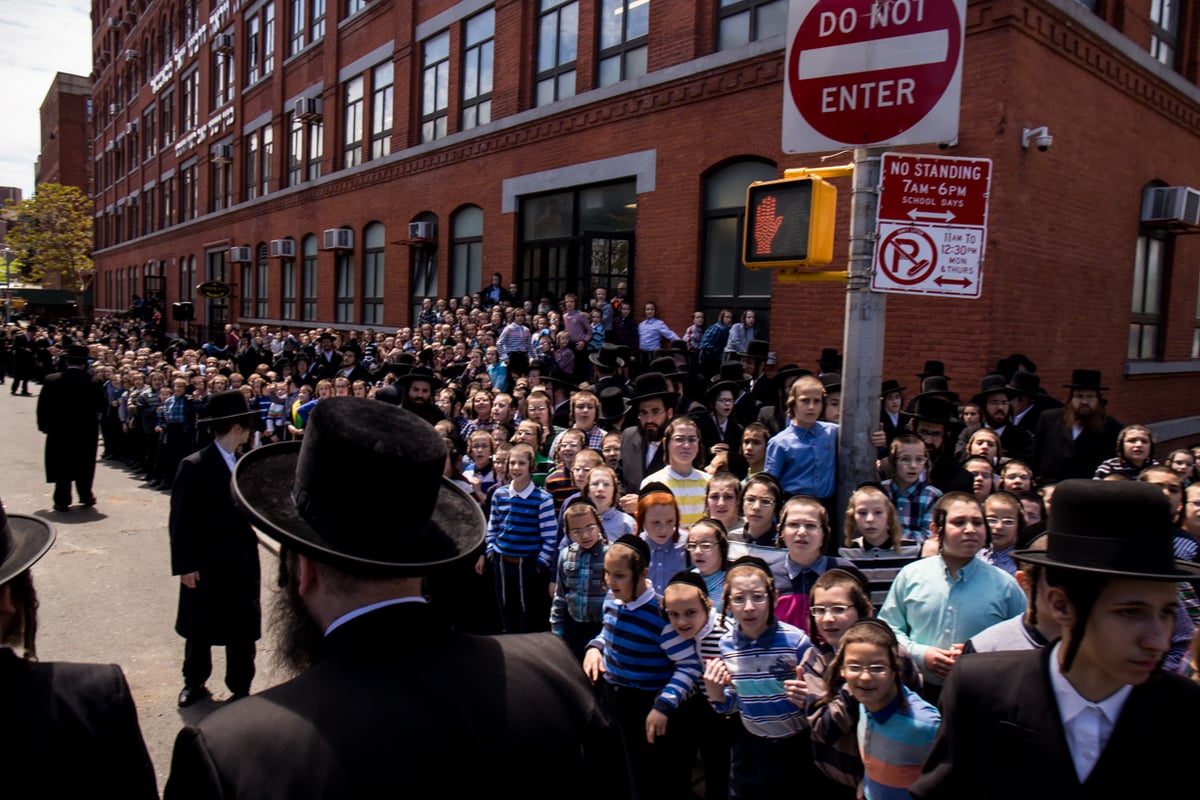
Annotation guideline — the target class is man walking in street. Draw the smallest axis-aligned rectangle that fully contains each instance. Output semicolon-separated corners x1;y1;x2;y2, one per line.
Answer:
36;344;106;512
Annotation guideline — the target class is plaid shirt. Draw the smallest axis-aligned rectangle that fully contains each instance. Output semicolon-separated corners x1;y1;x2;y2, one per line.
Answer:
883;478;943;543
551;541;610;630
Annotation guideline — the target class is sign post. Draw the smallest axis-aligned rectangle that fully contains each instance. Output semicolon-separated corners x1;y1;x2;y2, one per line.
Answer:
871;153;992;298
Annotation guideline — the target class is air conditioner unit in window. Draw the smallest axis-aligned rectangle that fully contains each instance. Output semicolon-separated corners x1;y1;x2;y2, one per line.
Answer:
1141;186;1200;230
322;228;354;250
125;121;138;135
109;16;121;29
408;221;435;241
125;49;140;61
229;246;253;262
211;144;234;163
270;238;296;258
215;34;234;53
128;195;139;206
293;97;322;121
109;103;121;116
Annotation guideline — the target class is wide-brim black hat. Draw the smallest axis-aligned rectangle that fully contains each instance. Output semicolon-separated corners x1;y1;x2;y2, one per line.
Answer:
198;390;260;425
901;395;962;429
1063;369;1109;391
970;373;1016;408
65;344;89;363
1006;371;1041;398
540;369;578;391
232;398;484;575
819;373;842;394
629;372;678;406
394;366;443;392
775;364;811;382
597;386;631;424
740;339;770;361
880;379;906;397
817;347;843;371
0;502;56;586
916;376;960;403
649;356;687;379
1014;480;1200;581
917;360;945;379
588;343;625;370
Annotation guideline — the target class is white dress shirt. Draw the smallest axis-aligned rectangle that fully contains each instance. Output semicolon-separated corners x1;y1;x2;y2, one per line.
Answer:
1047;641;1133;782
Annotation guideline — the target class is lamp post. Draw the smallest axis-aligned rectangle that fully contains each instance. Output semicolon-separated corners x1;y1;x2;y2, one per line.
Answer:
1;245;12;325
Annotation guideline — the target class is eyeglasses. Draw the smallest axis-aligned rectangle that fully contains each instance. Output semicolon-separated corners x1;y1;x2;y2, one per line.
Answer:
986;516;1019;528
810;605;851;618
670;436;700;445
568;524;601;537
728;592;769;607
685;542;716;552
843;664;890;677
782;521;821;534
744;496;776;508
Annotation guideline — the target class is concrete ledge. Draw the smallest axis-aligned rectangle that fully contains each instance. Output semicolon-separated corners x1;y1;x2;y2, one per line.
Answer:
1146;415;1200;442
1124;360;1200;376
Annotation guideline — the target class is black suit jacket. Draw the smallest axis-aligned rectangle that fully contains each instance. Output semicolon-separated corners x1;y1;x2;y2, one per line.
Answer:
619;424;667;494
36;367;106;482
164;603;623;799
169;443;261;644
912;647;1200;799
1032;409;1122;484
0;648;158;798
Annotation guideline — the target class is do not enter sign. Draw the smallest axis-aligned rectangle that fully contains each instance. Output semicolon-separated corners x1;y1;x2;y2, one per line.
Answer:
783;0;965;153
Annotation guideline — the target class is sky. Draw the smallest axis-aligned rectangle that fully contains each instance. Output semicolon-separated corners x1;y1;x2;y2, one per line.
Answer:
0;1;94;198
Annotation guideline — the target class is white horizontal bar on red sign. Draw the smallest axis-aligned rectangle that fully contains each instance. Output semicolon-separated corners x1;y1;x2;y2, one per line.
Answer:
796;30;950;79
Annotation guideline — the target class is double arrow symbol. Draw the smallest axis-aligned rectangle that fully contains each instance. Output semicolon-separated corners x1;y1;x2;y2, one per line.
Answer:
934;276;971;287
907;209;956;222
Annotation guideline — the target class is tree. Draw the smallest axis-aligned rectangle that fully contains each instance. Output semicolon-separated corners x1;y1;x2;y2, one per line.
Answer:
2;183;94;296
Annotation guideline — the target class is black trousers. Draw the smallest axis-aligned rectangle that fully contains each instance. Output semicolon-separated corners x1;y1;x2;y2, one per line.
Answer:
53;477;96;508
183;639;256;695
601;680;692;800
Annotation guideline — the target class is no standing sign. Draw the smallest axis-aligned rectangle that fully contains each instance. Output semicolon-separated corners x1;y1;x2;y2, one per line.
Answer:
783;0;966;152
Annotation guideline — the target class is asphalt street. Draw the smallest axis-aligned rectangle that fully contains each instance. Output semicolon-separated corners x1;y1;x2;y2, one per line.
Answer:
1;384;285;794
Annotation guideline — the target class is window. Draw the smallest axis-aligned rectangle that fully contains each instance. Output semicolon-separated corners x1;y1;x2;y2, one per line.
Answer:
287;111;303;186
161;175;175;227
451;206;483;298
362;222;384;325
1193;278;1200;358
699;159;776;332
301;234;318;320
335;251;355;323
598;0;649;87
461;9;494;131
307;119;323;180
370;61;393;158
311;0;325;40
410;214;438;323
142;189;154;236
346;0;367;15
343;75;364;168
241;262;253;317
181;163;198;221
246;14;262;84
289;0;306;55
264;3;276;76
160;89;175;147
184;0;200;38
1150;0;1179;67
213;34;235;107
256;244;269;318
181;68;200;132
211;155;232;211
1129;231;1169;360
282;250;297;320
421;31;450;143
536;0;578;106
717;0;786;50
143;107;157;160
261;124;274;196
246;131;261;200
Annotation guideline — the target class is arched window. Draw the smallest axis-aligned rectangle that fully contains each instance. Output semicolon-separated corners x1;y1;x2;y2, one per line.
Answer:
450;206;483;299
700;158;777;335
362;222;385;325
409;212;438;324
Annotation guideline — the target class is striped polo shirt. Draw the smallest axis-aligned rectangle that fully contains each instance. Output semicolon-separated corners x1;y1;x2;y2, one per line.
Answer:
858;685;941;799
642;466;710;529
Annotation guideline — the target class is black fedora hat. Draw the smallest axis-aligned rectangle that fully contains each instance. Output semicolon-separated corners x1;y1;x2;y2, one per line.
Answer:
996;353;1037;380
394;365;443;392
65;344;90;364
819;373;842;394
916;375;959;404
629;372;678;406
0;499;56;586
1014;480;1200;581
917;360;946;379
880;379;906;397
970;374;1016;408
740;339;770;362
588;343;625;370
817;348;842;372
775;364;811;382
713;361;749;386
198;390;260;425
541;368;578;392
649;356;682;377
1006;371;1042;398
1063;369;1109;391
232;398;485;575
597;386;631;425
901;395;962;429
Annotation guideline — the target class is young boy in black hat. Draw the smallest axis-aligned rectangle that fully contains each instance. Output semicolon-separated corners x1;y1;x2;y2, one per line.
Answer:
912;479;1200;799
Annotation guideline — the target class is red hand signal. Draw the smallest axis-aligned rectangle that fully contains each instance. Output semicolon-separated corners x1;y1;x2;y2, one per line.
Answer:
754;195;785;256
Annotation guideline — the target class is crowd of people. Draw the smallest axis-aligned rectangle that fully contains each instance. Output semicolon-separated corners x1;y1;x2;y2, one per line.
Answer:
6;280;1200;799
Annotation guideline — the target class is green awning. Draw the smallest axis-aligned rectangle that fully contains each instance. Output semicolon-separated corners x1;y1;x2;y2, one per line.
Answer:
8;288;92;305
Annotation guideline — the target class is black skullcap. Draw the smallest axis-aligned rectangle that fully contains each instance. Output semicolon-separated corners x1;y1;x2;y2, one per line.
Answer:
667;570;709;596
729;555;771;576
612;533;650;564
638;481;674;500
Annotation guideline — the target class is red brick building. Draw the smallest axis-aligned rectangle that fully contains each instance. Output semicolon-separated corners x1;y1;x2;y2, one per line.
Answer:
90;0;1199;443
37;72;96;196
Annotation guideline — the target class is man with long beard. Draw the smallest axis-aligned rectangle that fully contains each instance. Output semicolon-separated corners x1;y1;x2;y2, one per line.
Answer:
163;398;621;799
617;371;676;502
1032;370;1122;484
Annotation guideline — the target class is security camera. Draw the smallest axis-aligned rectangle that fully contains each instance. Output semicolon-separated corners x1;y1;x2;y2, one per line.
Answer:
1022;126;1052;152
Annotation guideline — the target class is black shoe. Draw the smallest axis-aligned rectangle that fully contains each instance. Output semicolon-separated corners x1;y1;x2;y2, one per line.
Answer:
53;504;70;512
20;391;31;396
178;685;210;707
81;496;97;507
227;691;250;703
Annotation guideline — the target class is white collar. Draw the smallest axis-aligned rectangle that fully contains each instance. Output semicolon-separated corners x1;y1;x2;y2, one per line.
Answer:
324;596;427;636
1048;641;1133;725
510;479;537;498
617;584;657;611
214;439;238;472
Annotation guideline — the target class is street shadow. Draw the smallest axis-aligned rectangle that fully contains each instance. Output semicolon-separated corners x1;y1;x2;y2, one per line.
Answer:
34;507;110;525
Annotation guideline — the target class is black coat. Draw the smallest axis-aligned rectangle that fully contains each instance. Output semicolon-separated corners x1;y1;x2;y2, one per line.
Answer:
912;647;1200;799
169;443;262;644
0;649;159;799
1032;409;1122;484
619;425;667;494
163;603;625;800
36;367;106;483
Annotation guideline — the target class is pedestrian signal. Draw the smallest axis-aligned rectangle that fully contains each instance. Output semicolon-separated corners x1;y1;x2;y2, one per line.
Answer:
742;176;837;269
